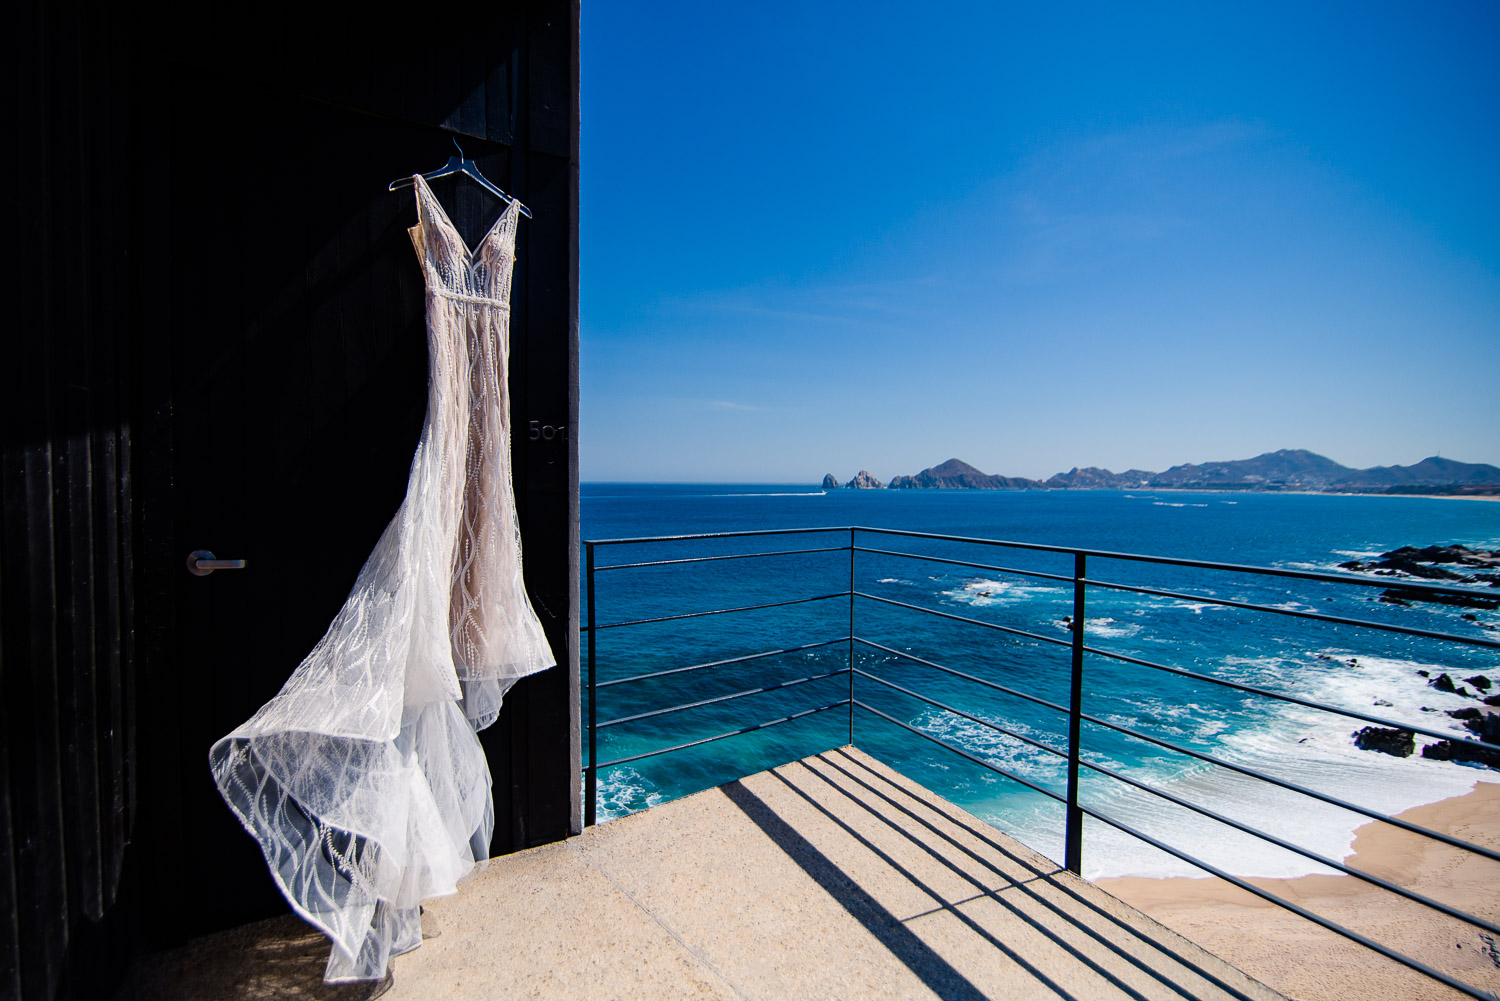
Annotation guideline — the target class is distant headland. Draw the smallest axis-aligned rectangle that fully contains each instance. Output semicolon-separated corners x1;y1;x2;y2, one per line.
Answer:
823;450;1500;496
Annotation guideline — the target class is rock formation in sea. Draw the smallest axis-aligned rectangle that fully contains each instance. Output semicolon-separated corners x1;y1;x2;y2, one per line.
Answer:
1428;673;1470;696
1338;545;1500;610
1421;713;1500;767
845;470;883;490
887;458;1041;490
821;473;840;489
1351;726;1415;757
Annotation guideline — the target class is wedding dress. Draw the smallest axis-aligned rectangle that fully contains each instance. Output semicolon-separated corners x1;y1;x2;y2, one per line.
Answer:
209;175;555;982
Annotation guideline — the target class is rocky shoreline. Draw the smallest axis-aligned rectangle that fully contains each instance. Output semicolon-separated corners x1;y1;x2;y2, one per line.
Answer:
1337;543;1500;768
1338;544;1500;612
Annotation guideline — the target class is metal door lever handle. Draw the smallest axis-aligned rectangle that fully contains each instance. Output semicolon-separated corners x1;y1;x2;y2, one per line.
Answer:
187;550;247;576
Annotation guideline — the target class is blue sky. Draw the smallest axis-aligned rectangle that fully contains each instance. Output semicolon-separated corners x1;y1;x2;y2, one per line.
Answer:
580;1;1500;482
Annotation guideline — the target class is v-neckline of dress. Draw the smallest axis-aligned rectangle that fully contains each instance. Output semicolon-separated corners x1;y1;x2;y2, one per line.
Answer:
412;173;517;264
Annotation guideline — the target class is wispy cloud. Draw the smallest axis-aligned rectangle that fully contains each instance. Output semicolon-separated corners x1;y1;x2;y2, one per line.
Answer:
652;397;764;412
656;274;943;331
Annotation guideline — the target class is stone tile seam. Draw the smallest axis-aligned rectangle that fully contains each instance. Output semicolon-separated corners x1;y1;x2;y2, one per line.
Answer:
574;842;757;1001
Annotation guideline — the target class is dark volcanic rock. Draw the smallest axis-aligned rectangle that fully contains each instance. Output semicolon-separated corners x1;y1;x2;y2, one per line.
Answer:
844;470;883;490
1340;543;1500;610
1352;726;1415;757
1422;737;1500;768
1486;695;1500;707
1461;713;1500;744
1449;708;1483;721
888;458;1041;490
821;473;840;489
1385;545;1500;568
1429;673;1461;694
1465;675;1493;692
1379;587;1499;610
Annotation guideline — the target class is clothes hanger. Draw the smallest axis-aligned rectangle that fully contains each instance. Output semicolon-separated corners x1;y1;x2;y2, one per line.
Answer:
388;137;533;219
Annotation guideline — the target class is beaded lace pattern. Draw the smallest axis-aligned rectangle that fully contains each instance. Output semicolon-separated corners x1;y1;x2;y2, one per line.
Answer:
209;175;555;982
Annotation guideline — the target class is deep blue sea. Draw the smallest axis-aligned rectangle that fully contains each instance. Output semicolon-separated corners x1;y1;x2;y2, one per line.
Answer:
580;485;1500;880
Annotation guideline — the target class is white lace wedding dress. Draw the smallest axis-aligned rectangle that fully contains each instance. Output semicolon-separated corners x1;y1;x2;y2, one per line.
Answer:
209;175;555;982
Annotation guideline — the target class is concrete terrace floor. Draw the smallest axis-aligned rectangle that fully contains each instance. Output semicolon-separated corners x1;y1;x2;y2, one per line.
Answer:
119;747;1285;1001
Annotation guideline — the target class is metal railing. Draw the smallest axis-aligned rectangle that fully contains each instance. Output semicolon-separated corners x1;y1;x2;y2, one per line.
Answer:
582;526;1500;1000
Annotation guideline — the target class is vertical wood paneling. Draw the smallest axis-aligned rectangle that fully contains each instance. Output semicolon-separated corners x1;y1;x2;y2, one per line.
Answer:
7;5;74;997
49;0;106;926
4;0;146;995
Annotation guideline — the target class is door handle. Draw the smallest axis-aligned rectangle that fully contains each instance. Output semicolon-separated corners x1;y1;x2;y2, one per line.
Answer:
187;550;247;576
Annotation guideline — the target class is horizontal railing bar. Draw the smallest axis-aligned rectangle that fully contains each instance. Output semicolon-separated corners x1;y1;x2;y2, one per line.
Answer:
599;669;850;728
592;592;848;631
596;545;851;573
597;637;848;688
1080;711;1500;863
852;546;1076;586
1082;643;1500;752
852;592;1074;649
849;526;1499;599
594;700;850;769
1078;803;1494;1001
586;526;1493;598
1079;756;1500;937
1083;577;1500;650
854;668;1069;760
586;526;852;546
853;637;1071;716
852;700;1067;803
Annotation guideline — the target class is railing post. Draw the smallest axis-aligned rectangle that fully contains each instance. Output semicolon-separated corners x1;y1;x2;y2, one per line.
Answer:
585;542;597;827
847;527;856;745
1065;551;1086;874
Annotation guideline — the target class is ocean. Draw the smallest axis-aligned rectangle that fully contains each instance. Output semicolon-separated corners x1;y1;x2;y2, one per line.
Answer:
580;485;1500;881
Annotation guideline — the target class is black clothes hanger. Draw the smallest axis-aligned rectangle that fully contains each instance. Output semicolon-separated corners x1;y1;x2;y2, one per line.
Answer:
389;138;533;219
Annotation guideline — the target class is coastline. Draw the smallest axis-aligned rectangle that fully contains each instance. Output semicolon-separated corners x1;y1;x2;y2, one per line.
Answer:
1137;487;1500;503
1097;780;1500;1000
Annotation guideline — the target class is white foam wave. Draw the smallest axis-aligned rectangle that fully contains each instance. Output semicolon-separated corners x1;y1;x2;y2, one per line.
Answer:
1086;617;1141;639
708;491;828;497
595;766;664;822
943;578;1065;608
1154;502;1187;508
914;709;1065;782
960;649;1496;880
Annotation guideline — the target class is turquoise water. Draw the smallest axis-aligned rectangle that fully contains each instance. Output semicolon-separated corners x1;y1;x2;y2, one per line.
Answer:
581;485;1500;879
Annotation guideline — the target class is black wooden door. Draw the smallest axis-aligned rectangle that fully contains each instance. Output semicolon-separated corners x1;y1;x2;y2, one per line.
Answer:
4;4;578;995
131;8;581;945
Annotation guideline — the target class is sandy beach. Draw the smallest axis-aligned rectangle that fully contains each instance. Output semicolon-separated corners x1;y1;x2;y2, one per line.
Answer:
1097;780;1500;1001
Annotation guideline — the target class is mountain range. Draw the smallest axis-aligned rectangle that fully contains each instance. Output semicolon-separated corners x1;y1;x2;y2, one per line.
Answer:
826;450;1500;494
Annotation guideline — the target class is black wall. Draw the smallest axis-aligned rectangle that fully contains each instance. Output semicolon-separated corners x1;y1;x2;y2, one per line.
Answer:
1;5;579;999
